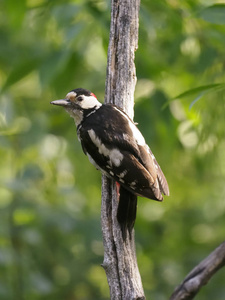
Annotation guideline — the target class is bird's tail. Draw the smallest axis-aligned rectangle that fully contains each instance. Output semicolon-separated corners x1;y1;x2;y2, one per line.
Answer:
117;186;137;240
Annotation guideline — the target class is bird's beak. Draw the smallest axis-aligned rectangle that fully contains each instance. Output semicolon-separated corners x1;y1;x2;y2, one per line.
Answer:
50;99;71;107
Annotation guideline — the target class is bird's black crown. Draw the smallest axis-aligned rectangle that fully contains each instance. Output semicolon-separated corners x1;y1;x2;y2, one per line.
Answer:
70;88;92;97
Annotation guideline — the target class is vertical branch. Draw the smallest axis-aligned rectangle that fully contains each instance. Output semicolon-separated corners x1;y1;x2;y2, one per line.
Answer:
105;0;139;117
101;0;145;299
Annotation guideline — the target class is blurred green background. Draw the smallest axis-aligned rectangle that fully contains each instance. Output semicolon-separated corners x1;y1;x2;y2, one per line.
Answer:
1;0;225;299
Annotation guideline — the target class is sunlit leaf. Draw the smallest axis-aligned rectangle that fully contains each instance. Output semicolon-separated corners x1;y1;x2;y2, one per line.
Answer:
163;83;225;109
189;93;204;109
13;208;36;225
173;83;224;100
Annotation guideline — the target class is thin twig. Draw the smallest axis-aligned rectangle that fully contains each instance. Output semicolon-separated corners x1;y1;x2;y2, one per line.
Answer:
170;241;225;300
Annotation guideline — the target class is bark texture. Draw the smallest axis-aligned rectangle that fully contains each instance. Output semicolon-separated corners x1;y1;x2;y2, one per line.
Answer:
104;0;139;116
101;0;145;299
170;241;225;300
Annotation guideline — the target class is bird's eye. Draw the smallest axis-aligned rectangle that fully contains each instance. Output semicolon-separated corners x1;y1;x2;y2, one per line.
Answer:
77;96;83;102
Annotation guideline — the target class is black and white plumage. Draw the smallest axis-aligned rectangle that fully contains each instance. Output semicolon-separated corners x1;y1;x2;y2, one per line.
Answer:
51;88;169;239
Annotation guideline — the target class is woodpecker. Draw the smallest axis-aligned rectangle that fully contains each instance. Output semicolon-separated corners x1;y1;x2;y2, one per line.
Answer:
51;88;169;239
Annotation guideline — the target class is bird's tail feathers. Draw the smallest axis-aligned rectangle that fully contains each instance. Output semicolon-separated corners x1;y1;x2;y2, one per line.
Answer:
117;186;137;240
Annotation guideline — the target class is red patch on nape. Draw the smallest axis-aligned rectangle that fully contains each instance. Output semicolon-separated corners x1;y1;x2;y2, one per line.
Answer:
116;182;120;197
91;92;97;99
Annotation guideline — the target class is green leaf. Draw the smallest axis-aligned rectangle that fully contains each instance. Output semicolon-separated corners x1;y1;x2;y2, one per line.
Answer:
189;93;204;109
2;59;40;91
162;83;225;109
173;83;224;100
39;51;71;87
199;4;225;25
5;0;26;28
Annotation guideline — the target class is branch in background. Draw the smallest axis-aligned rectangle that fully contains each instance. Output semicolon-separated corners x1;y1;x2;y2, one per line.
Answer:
170;241;225;300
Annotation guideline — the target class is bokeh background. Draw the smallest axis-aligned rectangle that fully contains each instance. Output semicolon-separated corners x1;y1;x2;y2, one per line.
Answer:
1;0;225;299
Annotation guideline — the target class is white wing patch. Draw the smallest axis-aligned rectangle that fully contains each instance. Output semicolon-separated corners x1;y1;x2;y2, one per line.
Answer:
109;149;124;167
113;107;146;146
118;170;127;178
88;129;123;167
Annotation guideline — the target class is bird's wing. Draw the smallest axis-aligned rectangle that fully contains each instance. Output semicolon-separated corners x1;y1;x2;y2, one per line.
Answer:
79;104;169;199
79;104;141;158
109;105;170;197
102;105;169;197
80;129;161;199
138;144;170;196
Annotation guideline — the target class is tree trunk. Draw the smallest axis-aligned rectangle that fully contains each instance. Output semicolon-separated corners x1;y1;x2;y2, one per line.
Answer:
101;0;145;299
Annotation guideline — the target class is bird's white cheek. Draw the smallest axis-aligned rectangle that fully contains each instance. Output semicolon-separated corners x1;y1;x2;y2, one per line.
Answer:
80;95;102;109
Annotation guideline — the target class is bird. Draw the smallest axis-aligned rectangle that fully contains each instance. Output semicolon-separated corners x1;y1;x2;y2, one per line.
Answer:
51;88;169;239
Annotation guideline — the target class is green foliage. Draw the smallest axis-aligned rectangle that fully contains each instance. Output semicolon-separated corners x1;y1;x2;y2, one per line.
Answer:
199;4;225;25
0;0;225;299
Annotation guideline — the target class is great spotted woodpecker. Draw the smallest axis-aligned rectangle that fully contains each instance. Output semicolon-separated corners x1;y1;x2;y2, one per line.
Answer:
51;88;169;239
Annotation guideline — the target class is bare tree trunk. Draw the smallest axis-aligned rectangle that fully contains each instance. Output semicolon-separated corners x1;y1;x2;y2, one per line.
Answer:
170;241;225;300
101;0;145;299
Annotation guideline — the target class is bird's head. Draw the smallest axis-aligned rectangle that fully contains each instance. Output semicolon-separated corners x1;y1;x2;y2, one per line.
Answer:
51;88;102;126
